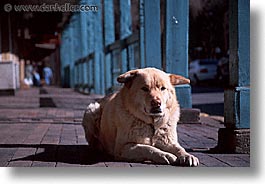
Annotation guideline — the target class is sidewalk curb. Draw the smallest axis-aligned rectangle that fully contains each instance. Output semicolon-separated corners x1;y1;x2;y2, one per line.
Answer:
179;108;201;124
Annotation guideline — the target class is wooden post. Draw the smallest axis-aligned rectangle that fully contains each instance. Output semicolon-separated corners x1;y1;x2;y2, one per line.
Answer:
79;1;89;90
227;0;250;129
59;35;64;86
163;0;191;108
0;14;1;54
73;14;80;89
68;24;75;88
93;0;104;94
60;28;66;87
120;0;132;39
139;0;161;68
139;0;145;68
88;58;94;93
19;59;25;84
79;1;89;58
103;0;115;93
217;0;250;153
120;0;132;73
83;61;88;91
71;14;81;88
86;0;94;93
60;25;73;88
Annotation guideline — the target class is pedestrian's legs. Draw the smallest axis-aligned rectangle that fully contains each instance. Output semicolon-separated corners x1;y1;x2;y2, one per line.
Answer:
45;77;50;85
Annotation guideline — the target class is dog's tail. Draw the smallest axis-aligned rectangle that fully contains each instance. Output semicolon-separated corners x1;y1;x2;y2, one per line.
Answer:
82;102;102;150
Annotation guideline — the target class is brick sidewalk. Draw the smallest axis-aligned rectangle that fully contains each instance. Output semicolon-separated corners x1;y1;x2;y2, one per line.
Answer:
0;87;250;167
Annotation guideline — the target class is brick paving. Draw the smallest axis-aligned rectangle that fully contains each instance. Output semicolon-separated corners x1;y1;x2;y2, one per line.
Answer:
0;87;250;167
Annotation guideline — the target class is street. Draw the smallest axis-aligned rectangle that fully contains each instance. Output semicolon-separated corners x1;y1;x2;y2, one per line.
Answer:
192;84;224;116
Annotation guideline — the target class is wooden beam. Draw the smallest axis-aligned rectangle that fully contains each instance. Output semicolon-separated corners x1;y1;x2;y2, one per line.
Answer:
229;0;250;87
71;14;81;87
140;0;161;68
79;0;89;58
217;0;250;154
224;0;250;129
163;0;191;108
164;0;189;77
104;0;115;46
93;0;104;94
120;0;132;73
68;23;75;88
120;0;132;39
139;0;145;68
103;0;115;93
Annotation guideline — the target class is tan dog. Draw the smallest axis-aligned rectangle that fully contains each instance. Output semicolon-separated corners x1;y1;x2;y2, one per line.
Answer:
82;68;199;166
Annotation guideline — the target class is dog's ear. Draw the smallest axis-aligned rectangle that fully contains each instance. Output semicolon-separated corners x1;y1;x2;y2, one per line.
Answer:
169;74;190;86
117;69;139;88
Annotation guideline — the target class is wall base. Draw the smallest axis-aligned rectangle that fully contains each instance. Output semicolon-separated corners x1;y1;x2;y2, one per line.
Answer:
216;128;250;154
0;89;15;96
179;108;201;124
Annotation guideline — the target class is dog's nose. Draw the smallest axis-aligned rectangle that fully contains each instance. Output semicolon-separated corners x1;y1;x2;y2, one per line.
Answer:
151;98;161;107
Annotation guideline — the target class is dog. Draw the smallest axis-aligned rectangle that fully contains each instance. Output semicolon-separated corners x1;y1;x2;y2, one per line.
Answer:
82;68;199;166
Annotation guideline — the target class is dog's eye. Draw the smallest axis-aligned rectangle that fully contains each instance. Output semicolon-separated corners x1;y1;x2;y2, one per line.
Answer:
141;87;149;92
161;87;166;91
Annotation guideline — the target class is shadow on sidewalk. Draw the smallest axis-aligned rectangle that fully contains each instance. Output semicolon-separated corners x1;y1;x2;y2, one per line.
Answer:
2;144;110;165
193;103;224;116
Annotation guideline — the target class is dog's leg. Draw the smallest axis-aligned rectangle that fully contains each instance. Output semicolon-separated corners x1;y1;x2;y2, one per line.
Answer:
117;143;178;165
82;102;101;149
153;125;199;166
157;143;199;167
172;145;199;167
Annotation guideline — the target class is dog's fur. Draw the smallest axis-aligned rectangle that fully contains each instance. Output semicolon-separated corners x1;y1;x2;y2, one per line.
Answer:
82;68;199;166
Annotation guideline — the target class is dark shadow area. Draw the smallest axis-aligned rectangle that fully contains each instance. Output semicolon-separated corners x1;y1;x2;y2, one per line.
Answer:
0;89;15;96
193;103;224;116
39;88;48;94
39;88;56;107
0;144;214;165
40;98;56;107
1;144;110;165
191;85;224;94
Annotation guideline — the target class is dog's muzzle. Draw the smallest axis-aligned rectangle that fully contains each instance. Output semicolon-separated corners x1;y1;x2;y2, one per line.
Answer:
150;107;162;114
147;107;164;117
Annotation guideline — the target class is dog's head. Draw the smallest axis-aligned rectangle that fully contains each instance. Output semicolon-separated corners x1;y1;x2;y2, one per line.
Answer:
117;68;190;122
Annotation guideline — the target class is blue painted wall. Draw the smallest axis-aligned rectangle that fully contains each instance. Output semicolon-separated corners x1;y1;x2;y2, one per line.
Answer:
60;0;191;106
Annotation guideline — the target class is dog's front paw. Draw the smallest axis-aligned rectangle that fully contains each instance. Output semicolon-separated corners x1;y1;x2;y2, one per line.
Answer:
177;154;199;167
154;152;178;165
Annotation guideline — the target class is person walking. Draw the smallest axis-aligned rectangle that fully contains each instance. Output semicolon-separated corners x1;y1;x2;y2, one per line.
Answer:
32;67;41;87
25;60;33;86
43;65;53;85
